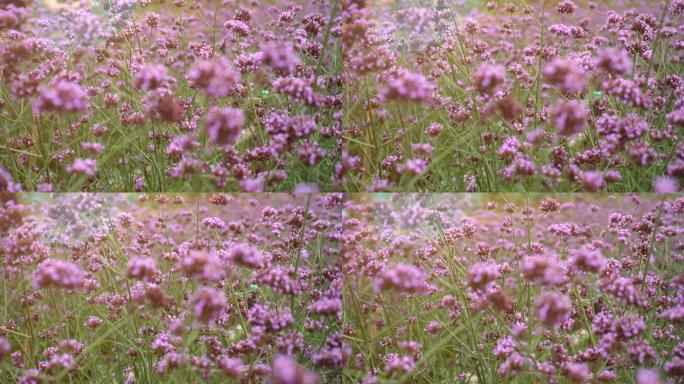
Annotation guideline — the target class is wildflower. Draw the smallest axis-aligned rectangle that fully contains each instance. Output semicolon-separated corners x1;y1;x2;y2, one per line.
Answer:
664;357;684;376
396;159;428;176
202;217;225;230
579;171;606;192
425;123;443;136
205;107;245;146
272;355;319;384
636;369;660;384
568;247;606;273
261;43;300;74
33;80;88;114
256;266;301;296
466;262;500;290
612;313;645;339
187;59;240;98
596;48;632;75
219;356;246;378
557;0;576;13
307;297;342;318
272;76;322;107
248;304;294;332
473;64;505;94
562;362;591;383
552;100;587;136
374;263;430;295
379;69;434;103
659;306;684;322
179;250;224;282
384;353;416;374
226;243;263;268
156;352;183;375
522;255;565;285
543;58;585;94
312;333;350;368
126;257;158;280
601;78;650;109
0;10;18;29
535;292;572;328
0;337;10;362
84;316;103;329
190;286;226;324
33;259;85;290
134;63;168;91
654;177;679;194
0;166;21;192
66;158;98;177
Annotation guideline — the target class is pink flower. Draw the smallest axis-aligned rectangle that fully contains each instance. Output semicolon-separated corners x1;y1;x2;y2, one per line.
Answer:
126;257;158;280
596;48;632;75
552;100;587;136
473;64;505;94
33;259;85;290
205;107;245;146
66;158;98;177
180;250;224;282
84;316;103;329
543;58;585;94
374;263;430;295
272;355;319;384
467;262;500;290
219;356;246;378
568;247;606;273
33;80;88;114
636;369;660;384
134;63;168;91
227;243;263;268
535;292;572;328
261;42;300;74
190;286;226;324
379;69;434;103
202;217;226;230
0;336;10;362
562;362;591;383
187;58;240;98
653;177;679;194
580;171;606;192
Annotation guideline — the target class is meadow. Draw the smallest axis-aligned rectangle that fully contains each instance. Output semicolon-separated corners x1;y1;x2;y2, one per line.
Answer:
0;192;682;383
342;193;684;383
0;0;342;192
1;1;684;383
0;193;345;383
342;0;684;192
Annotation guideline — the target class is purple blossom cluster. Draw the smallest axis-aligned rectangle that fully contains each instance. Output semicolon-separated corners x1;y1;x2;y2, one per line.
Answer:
341;193;684;382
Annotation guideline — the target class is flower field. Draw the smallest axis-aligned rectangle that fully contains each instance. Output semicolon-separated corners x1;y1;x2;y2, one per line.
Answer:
1;1;684;384
342;193;684;383
0;193;345;383
343;0;684;192
0;193;682;383
0;0;341;192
